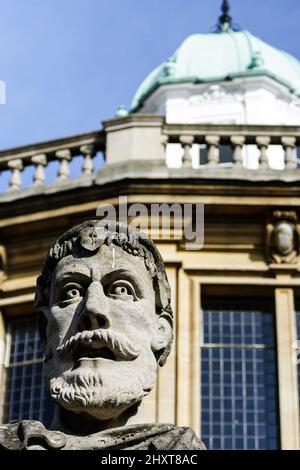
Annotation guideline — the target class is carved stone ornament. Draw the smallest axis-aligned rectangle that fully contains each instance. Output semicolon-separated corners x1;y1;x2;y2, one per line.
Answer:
266;211;300;264
0;220;205;451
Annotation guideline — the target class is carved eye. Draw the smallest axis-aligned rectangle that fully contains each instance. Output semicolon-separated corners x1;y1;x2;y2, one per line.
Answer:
107;280;138;301
66;288;81;298
61;284;84;303
114;286;129;295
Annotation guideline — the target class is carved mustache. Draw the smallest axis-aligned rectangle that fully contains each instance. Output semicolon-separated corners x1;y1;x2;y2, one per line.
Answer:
56;329;140;361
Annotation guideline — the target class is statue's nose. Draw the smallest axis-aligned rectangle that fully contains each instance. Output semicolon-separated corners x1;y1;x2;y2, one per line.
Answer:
79;281;110;330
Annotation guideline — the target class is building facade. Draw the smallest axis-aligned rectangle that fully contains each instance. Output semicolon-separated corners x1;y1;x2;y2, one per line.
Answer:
0;3;300;450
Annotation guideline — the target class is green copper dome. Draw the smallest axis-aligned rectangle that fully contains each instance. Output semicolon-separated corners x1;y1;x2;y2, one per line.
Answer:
130;30;300;112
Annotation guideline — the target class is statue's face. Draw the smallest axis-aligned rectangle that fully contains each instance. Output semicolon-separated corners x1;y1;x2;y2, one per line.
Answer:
44;244;171;421
274;222;294;256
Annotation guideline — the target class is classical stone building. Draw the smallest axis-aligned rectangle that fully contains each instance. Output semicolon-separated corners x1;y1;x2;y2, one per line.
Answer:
0;2;300;450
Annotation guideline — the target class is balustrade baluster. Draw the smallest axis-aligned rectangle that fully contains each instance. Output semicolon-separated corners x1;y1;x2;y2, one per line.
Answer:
256;136;270;169
56;149;71;181
8;159;23;191
205;135;220;166
281;136;297;169
179;135;194;167
32;154;47;186
231;135;245;167
80;144;95;176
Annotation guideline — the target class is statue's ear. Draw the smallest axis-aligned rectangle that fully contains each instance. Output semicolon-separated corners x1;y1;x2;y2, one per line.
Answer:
38;307;49;356
151;315;173;355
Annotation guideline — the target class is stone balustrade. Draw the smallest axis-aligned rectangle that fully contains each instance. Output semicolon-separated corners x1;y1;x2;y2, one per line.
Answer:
1;117;300;196
0;130;105;193
163;123;300;170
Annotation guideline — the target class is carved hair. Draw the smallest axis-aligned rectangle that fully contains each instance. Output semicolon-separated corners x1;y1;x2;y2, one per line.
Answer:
35;220;173;366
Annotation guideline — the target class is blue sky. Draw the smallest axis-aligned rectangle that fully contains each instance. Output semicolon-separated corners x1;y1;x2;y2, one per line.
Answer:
0;0;300;150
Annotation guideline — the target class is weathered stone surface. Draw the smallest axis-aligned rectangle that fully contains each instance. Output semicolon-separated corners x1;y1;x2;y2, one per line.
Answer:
266;211;300;265
0;421;205;450
0;220;205;450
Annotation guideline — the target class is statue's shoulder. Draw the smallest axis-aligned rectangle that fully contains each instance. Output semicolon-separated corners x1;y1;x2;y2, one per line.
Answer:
101;423;206;451
0;420;67;450
0;421;22;450
0;421;206;451
169;425;206;450
142;424;206;451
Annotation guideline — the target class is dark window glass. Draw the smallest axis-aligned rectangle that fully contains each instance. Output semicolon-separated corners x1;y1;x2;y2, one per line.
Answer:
199;145;208;165
201;298;279;450
199;144;233;166
296;147;300;168
219;145;233;164
3;316;54;427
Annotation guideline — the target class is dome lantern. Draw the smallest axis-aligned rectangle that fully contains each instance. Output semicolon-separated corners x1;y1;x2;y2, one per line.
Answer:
130;3;300;126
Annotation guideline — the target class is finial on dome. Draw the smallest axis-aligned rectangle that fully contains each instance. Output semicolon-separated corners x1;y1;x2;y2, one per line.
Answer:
221;0;230;18
215;1;240;33
218;0;232;32
116;105;128;117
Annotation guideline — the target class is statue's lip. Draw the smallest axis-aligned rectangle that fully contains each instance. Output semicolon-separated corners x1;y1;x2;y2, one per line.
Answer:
57;329;140;361
73;346;116;362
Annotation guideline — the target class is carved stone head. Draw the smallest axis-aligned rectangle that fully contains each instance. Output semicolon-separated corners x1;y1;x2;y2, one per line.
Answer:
35;220;173;425
273;221;294;256
266;211;300;265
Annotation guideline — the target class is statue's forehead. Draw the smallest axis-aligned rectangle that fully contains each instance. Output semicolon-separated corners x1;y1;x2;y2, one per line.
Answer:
53;244;151;284
275;222;293;233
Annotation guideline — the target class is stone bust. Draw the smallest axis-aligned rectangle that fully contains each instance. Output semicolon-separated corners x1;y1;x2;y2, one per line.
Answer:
0;220;205;450
272;221;297;262
266;211;299;265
